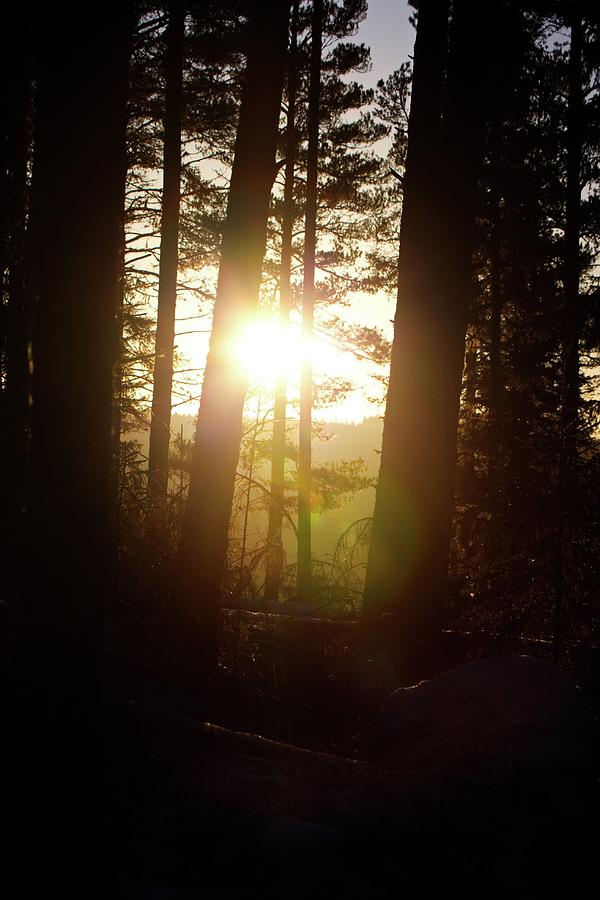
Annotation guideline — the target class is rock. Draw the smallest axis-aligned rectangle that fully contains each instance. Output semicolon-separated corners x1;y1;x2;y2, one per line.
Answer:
352;650;399;710
354;655;598;779
133;887;195;900
256;816;345;872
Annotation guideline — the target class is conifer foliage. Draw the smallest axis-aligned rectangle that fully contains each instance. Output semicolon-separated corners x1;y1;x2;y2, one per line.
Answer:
1;0;599;726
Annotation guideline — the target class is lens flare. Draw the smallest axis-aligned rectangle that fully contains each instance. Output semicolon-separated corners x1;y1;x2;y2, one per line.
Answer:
235;320;304;382
233;317;371;423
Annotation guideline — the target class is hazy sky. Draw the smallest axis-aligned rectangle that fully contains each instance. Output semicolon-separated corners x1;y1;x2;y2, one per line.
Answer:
171;1;417;424
355;0;414;87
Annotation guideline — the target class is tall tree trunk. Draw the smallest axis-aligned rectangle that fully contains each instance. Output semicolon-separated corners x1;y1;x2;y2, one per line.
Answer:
265;0;299;605
362;0;450;653
363;0;493;682
174;0;291;667
459;334;477;499
0;9;32;582
487;149;503;497
148;0;185;533
561;5;583;482
554;4;583;663
297;0;323;603
456;332;477;554
238;398;261;603
12;5;131;892
109;203;127;610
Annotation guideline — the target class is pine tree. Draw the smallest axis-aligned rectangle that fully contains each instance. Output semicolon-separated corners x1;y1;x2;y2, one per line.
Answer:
14;5;132;890
554;1;584;660
263;0;386;602
174;0;291;667
449;3;600;650
298;0;324;603
0;8;33;587
364;0;497;681
265;0;300;604
147;0;186;532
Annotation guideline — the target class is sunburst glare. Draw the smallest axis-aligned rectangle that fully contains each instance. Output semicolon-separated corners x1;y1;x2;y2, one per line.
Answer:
235;319;305;383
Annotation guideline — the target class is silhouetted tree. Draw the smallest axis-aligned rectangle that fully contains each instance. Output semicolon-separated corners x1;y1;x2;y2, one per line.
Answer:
298;0;324;603
362;0;449;662
0;8;32;587
148;0;186;533
263;0;384;602
364;0;496;680
448;3;600;650
174;0;291;666
265;0;300;604
554;1;584;660
13;4;132;892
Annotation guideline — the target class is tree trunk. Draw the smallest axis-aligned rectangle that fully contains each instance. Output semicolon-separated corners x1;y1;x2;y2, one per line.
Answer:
148;0;185;534
0;10;32;583
297;0;323;604
487;147;503;497
13;4;131;892
109;202;127;611
265;0;299;605
363;0;493;682
459;334;477;499
174;0;291;666
362;0;450;656
561;4;583;485
554;4;583;663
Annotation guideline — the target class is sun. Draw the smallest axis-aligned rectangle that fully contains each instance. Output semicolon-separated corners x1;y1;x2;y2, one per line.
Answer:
232;315;376;423
235;319;305;384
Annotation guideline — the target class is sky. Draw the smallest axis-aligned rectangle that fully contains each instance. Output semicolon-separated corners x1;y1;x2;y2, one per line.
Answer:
356;0;414;88
168;1;417;425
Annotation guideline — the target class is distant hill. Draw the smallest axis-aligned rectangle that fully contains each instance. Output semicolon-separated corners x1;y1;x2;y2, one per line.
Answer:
296;417;382;557
123;414;384;559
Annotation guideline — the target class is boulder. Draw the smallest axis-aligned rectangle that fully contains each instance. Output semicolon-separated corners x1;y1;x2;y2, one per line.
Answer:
355;655;598;779
258;816;344;858
133;889;195;900
255;817;346;889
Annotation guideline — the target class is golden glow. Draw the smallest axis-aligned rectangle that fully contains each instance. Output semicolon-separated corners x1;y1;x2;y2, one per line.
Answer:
170;288;394;422
235;319;304;383
233;316;382;424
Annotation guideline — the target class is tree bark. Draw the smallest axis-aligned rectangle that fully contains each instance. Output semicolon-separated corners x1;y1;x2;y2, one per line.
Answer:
265;0;300;605
0;9;32;580
297;0;323;604
554;3;584;663
13;4;131;891
487;146;503;497
362;0;450;654
174;0;291;666
561;4;583;485
363;0;493;682
147;0;185;534
459;335;477;500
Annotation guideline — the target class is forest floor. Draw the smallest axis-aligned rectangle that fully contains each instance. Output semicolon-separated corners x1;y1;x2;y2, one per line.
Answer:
96;612;600;899
2;605;598;898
